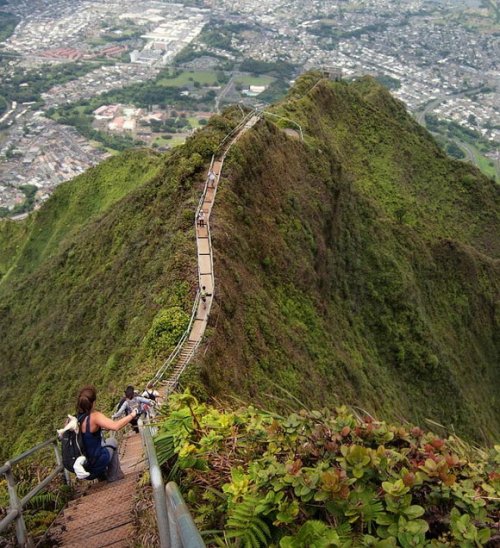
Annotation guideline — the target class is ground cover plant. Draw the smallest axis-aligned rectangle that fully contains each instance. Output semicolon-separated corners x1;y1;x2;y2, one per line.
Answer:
156;392;500;547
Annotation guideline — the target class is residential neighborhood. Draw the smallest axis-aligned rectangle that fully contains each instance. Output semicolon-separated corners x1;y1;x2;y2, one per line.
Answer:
0;0;498;214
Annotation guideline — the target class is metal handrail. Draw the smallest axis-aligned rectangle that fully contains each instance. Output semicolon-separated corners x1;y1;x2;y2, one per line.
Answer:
0;438;68;546
195;155;215;221
150;110;260;393
162;341;199;397
165;482;204;548
260;110;304;141
139;418;170;547
139;419;205;547
0;436;57;475
216;110;255;152
151;292;201;387
151;154;218;390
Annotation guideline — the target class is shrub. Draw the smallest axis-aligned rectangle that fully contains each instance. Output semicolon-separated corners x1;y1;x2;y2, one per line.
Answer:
155;394;499;546
143;307;189;356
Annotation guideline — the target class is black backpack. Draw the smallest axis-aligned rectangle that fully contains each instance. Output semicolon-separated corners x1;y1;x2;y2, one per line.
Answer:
61;416;86;473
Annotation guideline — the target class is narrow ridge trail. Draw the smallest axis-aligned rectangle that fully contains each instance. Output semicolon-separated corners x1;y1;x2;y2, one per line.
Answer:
156;112;261;397
44;113;260;547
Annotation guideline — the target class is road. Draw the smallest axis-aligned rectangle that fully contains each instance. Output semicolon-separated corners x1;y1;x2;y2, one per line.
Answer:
413;86;495;176
215;75;236;113
414;86;485;126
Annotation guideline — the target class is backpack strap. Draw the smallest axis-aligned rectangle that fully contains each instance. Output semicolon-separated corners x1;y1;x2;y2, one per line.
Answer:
77;413;90;433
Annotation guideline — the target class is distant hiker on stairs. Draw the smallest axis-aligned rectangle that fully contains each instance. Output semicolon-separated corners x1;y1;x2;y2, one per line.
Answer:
77;386;139;482
208;169;216;187
200;285;212;310
142;382;160;404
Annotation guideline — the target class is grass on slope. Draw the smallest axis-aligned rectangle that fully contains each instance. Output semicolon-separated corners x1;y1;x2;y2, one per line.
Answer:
0;149;162;287
0;108;249;459
191;74;499;444
275;73;499;257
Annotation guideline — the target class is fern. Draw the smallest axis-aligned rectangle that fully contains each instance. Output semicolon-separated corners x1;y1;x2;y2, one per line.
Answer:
345;489;384;534
155;433;176;465
26;490;58;510
225;496;271;548
280;520;349;547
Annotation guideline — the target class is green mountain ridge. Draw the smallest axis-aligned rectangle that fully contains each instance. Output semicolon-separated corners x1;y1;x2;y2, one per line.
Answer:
197;75;499;444
0;74;498;460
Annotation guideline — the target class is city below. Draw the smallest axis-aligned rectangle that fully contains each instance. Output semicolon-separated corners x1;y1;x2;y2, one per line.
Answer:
0;0;498;216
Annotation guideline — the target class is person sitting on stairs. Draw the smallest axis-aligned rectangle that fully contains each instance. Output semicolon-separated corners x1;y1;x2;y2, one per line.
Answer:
77;385;139;482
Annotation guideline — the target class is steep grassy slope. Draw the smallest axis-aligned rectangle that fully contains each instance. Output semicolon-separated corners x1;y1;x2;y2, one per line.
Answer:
0;75;498;459
195;75;499;443
0;113;243;458
0;149;162;285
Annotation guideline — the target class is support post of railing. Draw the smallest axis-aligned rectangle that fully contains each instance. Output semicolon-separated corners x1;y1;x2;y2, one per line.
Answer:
5;466;31;547
52;441;70;485
139;419;170;548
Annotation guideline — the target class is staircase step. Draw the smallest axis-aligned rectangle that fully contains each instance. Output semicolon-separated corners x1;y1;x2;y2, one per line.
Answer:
64;524;134;548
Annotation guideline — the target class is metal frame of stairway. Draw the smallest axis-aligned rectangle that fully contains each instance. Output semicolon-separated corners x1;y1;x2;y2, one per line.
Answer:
150;110;260;397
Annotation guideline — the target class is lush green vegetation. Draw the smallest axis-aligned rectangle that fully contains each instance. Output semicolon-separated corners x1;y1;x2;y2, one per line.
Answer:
0;108;250;459
258;79;292;104
240;58;297;80
155;393;500;546
0;10;19;42
0;150;163;283
424;114;498;180
375;75;401;91
445;141;466;160
195;73;499;444
0;73;498;475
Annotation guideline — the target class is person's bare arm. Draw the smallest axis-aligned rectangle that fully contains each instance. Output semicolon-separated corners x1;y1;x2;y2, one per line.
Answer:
93;410;137;431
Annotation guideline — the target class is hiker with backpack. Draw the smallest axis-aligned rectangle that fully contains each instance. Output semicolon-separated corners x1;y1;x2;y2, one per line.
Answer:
78;385;140;481
200;285;212;310
142;382;160;404
112;385;155;432
141;382;161;419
